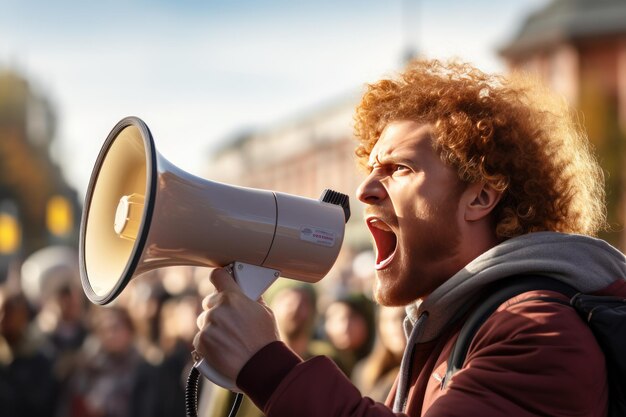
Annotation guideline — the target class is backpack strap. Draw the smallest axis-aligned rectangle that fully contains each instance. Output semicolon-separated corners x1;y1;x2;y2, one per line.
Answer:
570;292;626;417
441;276;578;389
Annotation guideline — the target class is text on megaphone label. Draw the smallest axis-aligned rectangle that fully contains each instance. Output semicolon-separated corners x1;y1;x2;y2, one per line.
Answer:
300;226;336;247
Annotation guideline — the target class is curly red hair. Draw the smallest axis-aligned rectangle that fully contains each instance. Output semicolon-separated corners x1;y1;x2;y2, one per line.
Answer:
354;59;607;238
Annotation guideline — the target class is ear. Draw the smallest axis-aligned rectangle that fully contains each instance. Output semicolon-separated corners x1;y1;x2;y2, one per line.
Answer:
463;182;503;222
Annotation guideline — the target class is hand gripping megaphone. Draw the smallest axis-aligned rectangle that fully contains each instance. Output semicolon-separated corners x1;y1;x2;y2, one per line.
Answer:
79;116;349;389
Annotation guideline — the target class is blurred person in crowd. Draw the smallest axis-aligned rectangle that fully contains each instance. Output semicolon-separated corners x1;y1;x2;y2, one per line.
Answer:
66;306;158;417
0;287;59;417
20;246;88;382
269;280;339;360
153;292;201;417
123;272;169;365
43;283;88;376
323;292;376;377
351;306;406;402
194;59;625;416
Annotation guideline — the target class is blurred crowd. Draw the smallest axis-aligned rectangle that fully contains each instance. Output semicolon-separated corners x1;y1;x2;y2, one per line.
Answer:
0;245;406;417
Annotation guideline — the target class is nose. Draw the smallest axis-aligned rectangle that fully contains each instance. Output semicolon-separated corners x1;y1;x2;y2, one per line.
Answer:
356;173;387;204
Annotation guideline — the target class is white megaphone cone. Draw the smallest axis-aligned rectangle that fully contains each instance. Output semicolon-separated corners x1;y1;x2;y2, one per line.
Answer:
79;116;349;390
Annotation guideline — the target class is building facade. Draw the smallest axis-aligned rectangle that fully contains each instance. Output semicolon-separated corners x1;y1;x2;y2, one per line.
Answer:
499;0;626;248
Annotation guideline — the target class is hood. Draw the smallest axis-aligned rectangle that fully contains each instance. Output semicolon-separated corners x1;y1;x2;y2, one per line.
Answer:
405;231;626;343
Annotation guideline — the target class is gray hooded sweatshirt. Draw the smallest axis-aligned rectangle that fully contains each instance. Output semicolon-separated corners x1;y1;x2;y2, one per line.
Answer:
394;231;626;412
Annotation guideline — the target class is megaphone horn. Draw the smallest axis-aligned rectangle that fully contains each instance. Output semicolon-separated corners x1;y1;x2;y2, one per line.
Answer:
80;116;349;307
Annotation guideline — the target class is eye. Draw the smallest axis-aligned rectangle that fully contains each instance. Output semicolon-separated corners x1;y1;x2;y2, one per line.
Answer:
368;162;411;176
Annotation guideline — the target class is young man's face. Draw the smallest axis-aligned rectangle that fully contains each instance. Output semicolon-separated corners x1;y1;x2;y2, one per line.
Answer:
271;288;315;340
357;120;466;306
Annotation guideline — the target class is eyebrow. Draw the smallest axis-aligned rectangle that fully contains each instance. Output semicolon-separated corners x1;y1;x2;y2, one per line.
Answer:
367;126;435;167
368;153;419;170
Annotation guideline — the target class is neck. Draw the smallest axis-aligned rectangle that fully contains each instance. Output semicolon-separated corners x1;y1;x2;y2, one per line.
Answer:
458;221;501;267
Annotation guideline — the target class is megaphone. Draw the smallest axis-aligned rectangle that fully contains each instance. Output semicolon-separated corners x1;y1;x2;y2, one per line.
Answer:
79;116;349;388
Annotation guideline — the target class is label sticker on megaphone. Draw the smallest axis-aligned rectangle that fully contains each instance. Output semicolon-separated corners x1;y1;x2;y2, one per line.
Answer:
300;226;336;247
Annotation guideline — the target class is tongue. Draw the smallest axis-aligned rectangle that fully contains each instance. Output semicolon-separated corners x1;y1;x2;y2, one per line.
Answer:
371;227;397;263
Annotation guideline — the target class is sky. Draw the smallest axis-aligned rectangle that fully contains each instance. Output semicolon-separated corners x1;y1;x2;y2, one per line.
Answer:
0;0;550;198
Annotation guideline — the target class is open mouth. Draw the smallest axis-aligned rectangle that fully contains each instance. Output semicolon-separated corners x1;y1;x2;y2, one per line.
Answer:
367;218;398;270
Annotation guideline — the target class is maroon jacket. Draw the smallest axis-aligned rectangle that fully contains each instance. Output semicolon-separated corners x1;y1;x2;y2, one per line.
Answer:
238;281;626;417
239;232;626;416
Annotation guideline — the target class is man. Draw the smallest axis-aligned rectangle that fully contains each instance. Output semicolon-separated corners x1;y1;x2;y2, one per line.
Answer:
194;59;626;416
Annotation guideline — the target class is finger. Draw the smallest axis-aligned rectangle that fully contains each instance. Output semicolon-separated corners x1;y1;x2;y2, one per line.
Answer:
196;310;209;330
201;291;220;311
192;332;205;357
210;267;241;293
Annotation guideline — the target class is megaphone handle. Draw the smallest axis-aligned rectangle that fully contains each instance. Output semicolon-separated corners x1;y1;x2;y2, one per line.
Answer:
230;262;281;301
194;262;281;390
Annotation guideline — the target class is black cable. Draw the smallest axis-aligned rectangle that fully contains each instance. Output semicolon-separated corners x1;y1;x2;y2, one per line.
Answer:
185;366;201;417
185;366;243;417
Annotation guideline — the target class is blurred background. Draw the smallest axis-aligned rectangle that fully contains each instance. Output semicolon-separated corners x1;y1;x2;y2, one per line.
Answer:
1;0;626;416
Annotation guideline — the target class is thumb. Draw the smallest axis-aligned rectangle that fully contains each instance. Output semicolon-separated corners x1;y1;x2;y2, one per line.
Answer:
209;267;241;293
